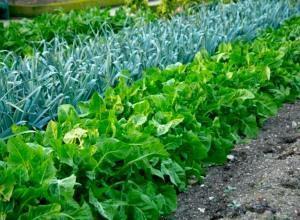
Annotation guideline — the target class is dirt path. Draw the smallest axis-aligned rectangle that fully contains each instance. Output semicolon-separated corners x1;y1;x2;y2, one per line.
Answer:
172;101;300;220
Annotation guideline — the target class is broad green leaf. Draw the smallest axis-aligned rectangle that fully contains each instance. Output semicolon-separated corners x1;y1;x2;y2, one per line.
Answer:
236;89;255;101
184;131;210;161
147;94;168;111
153;117;184;136
0;184;14;202
89;92;105;114
226;72;233;79
256;95;278;118
128;114;148;126
48;175;76;201
94;138;131;174
19;204;62;220
133;100;151;115
63;201;93;220
45;121;59;140
58;105;78;123
242;115;258;138
6;137;34;182
25;143;56;185
127;190;159;220
89;191;127;220
157;185;177;214
161;159;186;190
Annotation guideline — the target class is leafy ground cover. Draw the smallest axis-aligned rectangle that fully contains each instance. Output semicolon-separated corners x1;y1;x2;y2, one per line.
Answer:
0;7;155;58
0;16;299;220
1;0;298;136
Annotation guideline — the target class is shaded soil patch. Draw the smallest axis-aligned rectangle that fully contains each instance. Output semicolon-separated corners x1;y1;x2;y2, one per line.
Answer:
171;101;300;220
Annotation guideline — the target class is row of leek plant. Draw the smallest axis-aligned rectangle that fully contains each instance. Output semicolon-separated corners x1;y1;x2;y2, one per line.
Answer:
0;0;299;137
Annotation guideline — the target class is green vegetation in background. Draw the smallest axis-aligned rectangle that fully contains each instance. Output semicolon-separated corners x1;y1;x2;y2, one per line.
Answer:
125;0;148;11
0;0;9;19
158;0;217;15
0;7;156;58
126;0;233;15
0;0;221;59
0;16;299;220
8;0;125;17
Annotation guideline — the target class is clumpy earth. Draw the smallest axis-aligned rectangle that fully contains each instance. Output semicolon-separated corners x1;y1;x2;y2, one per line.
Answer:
172;101;300;220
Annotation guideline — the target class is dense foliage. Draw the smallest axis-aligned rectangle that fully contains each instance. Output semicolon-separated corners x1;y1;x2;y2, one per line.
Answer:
157;0;223;15
0;16;299;220
0;7;155;58
126;0;148;11
1;0;298;136
126;0;228;15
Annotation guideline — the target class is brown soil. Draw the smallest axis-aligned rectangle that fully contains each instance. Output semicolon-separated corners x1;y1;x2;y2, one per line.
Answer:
171;101;300;220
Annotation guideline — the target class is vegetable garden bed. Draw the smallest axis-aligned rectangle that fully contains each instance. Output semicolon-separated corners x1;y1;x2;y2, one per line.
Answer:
1;13;300;220
0;0;300;219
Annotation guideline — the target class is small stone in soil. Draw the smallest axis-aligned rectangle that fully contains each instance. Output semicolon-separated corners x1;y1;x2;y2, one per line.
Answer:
227;154;235;161
280;134;300;144
280;177;300;189
263;146;275;154
247;198;271;214
197;207;205;213
224;186;236;193
188;177;198;185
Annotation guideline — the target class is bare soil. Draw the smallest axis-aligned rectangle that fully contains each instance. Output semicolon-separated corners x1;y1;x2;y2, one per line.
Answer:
171;101;300;220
